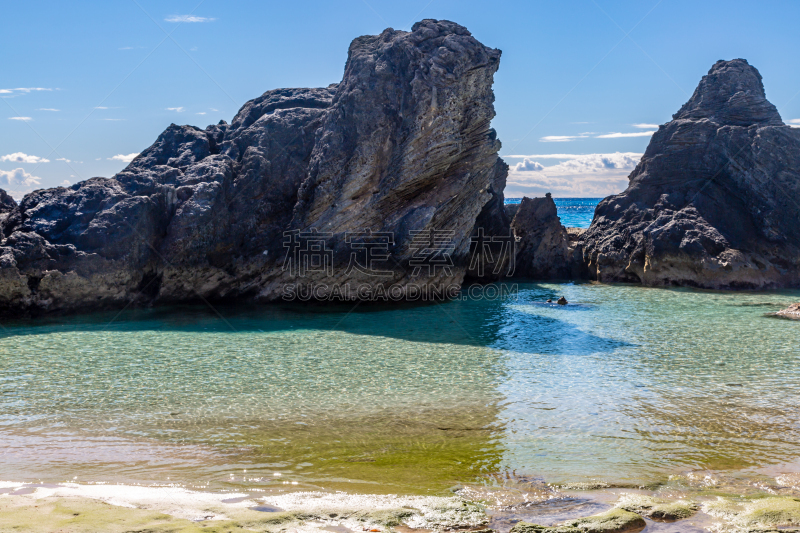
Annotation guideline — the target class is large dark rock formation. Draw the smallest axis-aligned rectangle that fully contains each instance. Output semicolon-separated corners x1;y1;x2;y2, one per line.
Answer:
583;59;800;288
0;20;509;315
510;194;585;279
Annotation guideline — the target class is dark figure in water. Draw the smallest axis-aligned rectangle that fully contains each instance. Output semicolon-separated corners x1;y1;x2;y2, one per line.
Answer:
557;297;568;305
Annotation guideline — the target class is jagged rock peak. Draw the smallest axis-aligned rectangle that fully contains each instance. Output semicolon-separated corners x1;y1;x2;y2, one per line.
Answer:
672;59;783;126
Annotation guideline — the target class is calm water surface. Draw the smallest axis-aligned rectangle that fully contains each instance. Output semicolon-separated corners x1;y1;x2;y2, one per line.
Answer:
1;283;799;494
505;197;601;228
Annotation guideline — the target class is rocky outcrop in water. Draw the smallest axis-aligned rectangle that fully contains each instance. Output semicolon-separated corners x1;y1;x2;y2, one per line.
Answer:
510;194;585;279
0;20;509;315
777;303;800;319
583;59;800;289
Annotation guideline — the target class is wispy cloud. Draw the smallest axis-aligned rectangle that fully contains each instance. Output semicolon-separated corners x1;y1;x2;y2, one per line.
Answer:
196;111;207;115
166;107;185;112
1;152;50;164
56;157;82;163
0;87;53;97
101;118;125;121
540;134;590;143
8;116;32;121
37;108;59;112
109;153;139;163
164;15;216;23
595;131;656;138
632;123;659;129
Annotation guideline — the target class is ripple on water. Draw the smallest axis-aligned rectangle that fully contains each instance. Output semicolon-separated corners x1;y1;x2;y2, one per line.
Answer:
0;283;799;493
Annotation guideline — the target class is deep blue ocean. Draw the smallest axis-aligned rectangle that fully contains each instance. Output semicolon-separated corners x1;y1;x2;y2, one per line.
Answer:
505;197;601;228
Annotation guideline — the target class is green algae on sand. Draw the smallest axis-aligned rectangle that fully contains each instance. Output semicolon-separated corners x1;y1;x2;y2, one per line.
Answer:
703;496;800;531
615;493;698;521
509;508;645;533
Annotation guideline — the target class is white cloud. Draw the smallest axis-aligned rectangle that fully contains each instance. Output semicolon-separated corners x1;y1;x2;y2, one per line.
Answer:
789;118;800;128
8;116;32;121
196;111;207;115
209;108;218;112
0;88;53;97
166;107;185;112
61;180;71;186
505;152;642;198
0;168;42;194
109;153;139;163
632;123;659;129
512;158;545;172
37;108;59;112
94;106;109;109
540;134;589;143
596;131;656;139
164;15;216;23
1;152;50;164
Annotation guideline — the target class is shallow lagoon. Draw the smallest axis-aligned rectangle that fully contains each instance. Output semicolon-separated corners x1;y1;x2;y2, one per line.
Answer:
1;282;799;494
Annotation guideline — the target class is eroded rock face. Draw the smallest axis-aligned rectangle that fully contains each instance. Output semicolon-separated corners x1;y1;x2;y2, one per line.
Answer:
511;194;585;279
582;59;800;289
0;19;508;315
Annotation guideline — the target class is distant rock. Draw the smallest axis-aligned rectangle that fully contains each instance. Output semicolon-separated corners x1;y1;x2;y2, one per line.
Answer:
511;193;585;279
0;20;508;315
583;59;800;289
777;303;800;319
557;296;567;305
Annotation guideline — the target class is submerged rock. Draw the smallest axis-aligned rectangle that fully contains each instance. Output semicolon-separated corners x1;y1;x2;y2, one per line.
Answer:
777;303;800;319
615;494;698;521
0;19;508;315
511;194;586;279
557;296;567;305
703;496;800;531
583;59;800;289
510;508;645;533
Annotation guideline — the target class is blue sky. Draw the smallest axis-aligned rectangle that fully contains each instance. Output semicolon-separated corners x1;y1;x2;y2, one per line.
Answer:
3;0;800;199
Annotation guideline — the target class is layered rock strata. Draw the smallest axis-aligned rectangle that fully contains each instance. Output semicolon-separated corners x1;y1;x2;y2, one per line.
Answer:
0;19;509;315
583;59;800;289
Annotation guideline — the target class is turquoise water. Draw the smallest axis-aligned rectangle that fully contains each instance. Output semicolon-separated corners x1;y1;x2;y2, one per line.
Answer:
506;198;601;228
1;283;799;493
